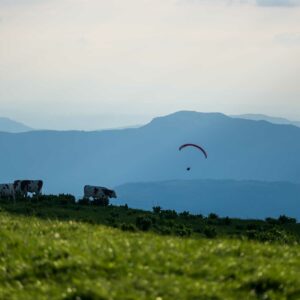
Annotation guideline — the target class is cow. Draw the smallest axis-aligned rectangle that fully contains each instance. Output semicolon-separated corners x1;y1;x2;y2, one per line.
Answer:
13;180;43;198
84;185;117;201
0;184;15;200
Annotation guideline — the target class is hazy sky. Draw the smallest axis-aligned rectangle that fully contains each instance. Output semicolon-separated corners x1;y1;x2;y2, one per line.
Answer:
1;0;300;129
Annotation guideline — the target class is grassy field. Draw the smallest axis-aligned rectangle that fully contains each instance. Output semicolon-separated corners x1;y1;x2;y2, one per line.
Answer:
1;196;300;242
0;198;300;299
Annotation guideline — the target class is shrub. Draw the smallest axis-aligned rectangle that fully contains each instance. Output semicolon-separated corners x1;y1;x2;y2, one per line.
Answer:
246;223;261;231
207;219;215;225
174;224;192;237
157;226;172;235
278;215;297;224
152;206;162;214
136;216;152;231
208;213;219;220
58;194;76;204
20;194;75;205
246;228;297;244
110;211;119;218
216;217;232;226
93;197;109;207
161;220;175;228
79;217;95;224
149;215;157;225
194;226;204;234
223;217;231;225
106;216;117;226
78;198;90;205
121;223;136;232
160;210;178;219
235;224;245;231
265;217;279;225
179;211;190;219
204;226;217;238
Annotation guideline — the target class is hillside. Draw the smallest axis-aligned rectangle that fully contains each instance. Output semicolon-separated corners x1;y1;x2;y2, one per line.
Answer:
0;117;32;133
1;111;300;198
233;114;300;128
115;179;300;219
0;199;299;300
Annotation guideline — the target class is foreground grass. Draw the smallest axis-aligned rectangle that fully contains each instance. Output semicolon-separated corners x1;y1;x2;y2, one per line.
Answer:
0;212;300;299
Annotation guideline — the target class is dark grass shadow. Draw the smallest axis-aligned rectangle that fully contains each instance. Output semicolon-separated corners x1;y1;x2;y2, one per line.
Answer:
0;195;300;243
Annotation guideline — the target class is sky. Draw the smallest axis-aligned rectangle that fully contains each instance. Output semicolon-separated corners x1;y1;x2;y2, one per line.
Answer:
0;0;300;129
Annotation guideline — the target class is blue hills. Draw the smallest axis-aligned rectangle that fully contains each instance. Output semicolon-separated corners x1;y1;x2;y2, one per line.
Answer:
115;179;300;219
0;110;300;218
232;113;300;127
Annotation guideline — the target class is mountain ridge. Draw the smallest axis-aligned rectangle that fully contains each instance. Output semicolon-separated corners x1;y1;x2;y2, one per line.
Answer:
232;113;300;128
0;117;32;133
1;111;300;198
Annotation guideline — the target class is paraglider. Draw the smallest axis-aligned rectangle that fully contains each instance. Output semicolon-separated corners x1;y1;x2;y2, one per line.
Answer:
179;143;207;171
179;143;208;158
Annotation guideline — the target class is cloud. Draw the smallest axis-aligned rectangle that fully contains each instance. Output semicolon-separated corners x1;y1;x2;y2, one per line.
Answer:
256;0;300;6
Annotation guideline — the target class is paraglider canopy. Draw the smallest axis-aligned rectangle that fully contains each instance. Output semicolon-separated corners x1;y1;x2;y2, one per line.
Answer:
179;143;208;159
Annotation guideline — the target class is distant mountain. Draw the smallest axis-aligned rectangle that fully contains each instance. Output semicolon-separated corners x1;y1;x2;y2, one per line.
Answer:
114;179;300;219
0;117;32;133
1;111;300;197
232;114;300;128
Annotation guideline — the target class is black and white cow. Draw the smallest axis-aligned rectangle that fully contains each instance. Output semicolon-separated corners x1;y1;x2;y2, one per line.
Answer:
13;180;43;197
0;184;15;200
84;185;117;200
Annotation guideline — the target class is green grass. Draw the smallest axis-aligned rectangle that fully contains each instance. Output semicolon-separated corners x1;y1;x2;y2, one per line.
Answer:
1;197;300;243
0;200;300;299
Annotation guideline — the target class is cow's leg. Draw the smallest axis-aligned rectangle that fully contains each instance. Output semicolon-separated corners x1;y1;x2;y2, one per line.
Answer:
25;192;30;201
12;191;16;205
35;191;41;200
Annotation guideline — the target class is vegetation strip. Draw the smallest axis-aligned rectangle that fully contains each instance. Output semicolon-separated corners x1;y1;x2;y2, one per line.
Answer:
0;197;300;299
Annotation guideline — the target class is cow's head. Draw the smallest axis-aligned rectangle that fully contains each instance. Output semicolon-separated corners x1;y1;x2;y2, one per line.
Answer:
37;180;43;192
103;189;117;198
13;180;20;190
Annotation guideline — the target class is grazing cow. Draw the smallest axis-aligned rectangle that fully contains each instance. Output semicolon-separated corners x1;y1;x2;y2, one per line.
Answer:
84;185;117;200
0;184;15;200
13;180;43;197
